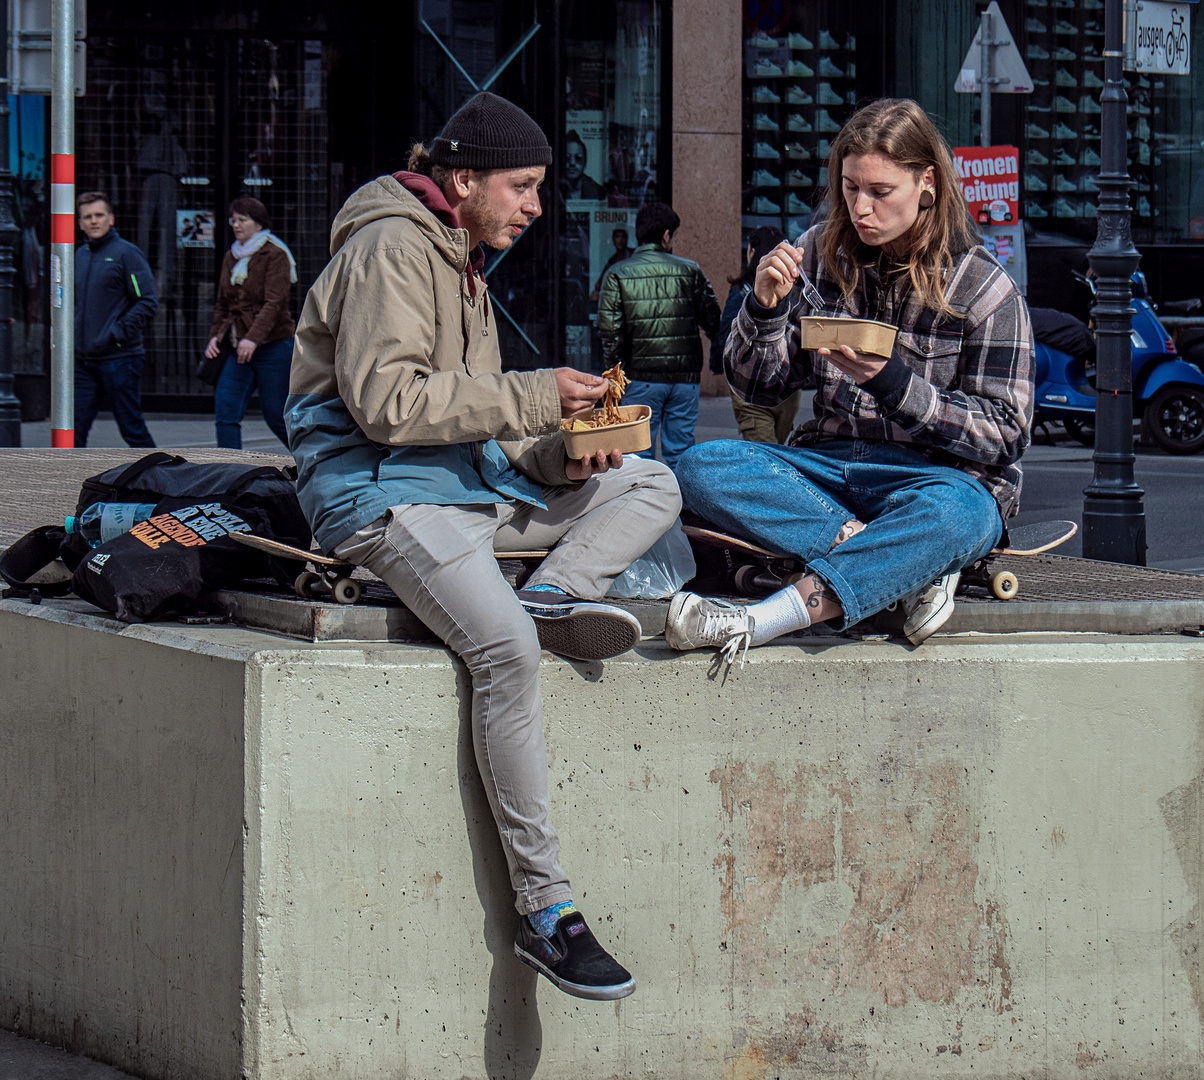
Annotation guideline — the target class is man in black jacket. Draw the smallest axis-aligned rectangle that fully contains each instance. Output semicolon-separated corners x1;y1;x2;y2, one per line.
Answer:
74;192;159;447
597;202;720;470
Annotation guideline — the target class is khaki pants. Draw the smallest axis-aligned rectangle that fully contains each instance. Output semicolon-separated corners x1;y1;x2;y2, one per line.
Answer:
731;389;803;445
332;457;680;915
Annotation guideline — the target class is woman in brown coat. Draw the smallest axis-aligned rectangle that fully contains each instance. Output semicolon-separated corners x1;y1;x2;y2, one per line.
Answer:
204;196;296;447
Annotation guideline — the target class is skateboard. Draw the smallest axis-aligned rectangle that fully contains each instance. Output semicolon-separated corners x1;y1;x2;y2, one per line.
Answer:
229;531;364;604
229;532;555;605
682;519;1078;601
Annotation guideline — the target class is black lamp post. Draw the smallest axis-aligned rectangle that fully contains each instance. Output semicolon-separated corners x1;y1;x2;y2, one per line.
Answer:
1081;0;1145;563
0;6;23;447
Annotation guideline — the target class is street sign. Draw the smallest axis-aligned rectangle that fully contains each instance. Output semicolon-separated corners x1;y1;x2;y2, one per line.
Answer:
954;1;1034;93
1125;0;1191;74
8;0;87;95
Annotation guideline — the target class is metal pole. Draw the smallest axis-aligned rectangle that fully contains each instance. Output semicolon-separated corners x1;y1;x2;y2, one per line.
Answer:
0;0;22;446
1081;0;1145;563
979;8;992;147
49;0;73;446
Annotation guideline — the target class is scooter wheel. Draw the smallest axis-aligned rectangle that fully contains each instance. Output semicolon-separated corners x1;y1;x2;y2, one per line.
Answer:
1144;384;1204;454
991;571;1019;600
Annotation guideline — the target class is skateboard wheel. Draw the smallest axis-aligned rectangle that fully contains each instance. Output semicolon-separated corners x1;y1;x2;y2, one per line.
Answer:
295;570;323;597
991;570;1019;600
733;564;763;595
332;578;362;605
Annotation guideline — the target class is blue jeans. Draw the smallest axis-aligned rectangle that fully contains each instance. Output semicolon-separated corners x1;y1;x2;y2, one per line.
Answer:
621;380;700;471
74;353;156;448
677;439;1004;629
214;336;293;449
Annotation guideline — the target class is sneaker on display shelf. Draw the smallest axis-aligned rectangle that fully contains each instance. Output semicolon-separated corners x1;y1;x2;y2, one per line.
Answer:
753;141;781;159
1025;174;1049;191
818;29;841;49
1054;19;1078;33
846;89;858;104
1079;95;1101;114
1053;197;1081;217
1032;76;1051;87
1083;202;1098;217
1027;44;1051;58
787;113;813;132
1029;100;1052;113
1029;0;1049;6
845;32;856;49
1053;122;1077;139
1053;175;1077;192
1055;68;1077;86
1026;122;1051;138
1053;95;1076;113
818;56;844;77
1054;46;1076;60
786;59;814;77
1052;147;1076;165
786;218;808;237
754;57;784;77
1080;147;1101;165
1134;117;1151;141
1083;70;1104;87
751;168;780;186
755;112;780;130
1026;16;1048;32
750;195;782;214
1082;44;1102;59
1026;200;1050;217
786;192;812;213
817;82;843;104
816;138;831;157
1084;20;1104;34
748;30;779;48
786;169;813;187
785;142;810;159
1136;195;1152;217
1027;148;1050;165
786;86;813;104
787;32;813;49
753;85;782;103
816;109;841;132
1080;175;1098;192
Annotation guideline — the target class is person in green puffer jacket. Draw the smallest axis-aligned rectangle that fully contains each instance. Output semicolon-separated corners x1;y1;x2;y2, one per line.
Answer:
597;202;721;470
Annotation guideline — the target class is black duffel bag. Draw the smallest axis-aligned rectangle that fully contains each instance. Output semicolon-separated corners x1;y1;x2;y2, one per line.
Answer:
1;452;312;622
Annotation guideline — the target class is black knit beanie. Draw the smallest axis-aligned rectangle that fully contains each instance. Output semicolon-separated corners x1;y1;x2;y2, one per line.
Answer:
428;92;552;171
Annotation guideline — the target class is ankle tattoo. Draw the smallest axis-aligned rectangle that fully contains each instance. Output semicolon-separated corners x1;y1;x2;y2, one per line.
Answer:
830;518;866;551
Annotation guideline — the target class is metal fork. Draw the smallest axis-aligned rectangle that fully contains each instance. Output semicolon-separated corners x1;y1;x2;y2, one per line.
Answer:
792;234;823;310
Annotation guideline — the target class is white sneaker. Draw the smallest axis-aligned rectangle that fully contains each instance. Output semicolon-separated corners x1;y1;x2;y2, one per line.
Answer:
900;572;960;645
664;592;755;670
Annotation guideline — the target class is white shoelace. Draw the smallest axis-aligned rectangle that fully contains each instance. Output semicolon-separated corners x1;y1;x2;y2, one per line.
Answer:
699;600;754;670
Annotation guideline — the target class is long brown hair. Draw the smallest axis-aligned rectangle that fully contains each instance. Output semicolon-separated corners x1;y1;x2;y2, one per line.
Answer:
819;98;974;317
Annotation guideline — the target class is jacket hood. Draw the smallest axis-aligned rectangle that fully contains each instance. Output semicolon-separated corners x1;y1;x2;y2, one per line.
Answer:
329;173;482;276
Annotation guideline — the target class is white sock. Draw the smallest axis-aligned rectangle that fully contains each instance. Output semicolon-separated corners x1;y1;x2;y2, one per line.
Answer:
748;585;812;646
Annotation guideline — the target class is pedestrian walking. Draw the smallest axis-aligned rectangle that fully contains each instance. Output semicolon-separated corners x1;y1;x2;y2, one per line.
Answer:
204;197;296;448
73;192;158;448
597;201;721;470
284;92;681;1001
712;224;804;444
665;97;1034;666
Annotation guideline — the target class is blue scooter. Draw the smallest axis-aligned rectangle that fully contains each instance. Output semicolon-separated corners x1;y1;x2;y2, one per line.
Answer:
1032;271;1204;454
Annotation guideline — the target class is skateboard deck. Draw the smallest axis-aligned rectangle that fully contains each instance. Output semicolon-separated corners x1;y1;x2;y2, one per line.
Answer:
229;532;554;604
682;519;1077;601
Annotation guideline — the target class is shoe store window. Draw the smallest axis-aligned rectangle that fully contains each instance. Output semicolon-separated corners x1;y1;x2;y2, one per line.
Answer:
742;3;886;241
1020;0;1203;245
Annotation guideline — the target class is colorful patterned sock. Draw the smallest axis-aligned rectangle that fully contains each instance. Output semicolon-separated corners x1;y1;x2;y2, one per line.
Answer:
529;900;577;938
524;583;570;595
749;584;812;646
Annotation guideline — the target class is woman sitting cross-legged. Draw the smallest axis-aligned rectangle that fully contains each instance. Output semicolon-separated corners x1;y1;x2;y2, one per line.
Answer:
664;98;1034;666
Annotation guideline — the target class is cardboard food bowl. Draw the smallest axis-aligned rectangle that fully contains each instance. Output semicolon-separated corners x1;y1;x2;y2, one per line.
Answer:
562;404;653;458
798;316;899;358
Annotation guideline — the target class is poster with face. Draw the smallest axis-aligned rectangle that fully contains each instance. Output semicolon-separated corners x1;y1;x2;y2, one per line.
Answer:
563;109;608;209
589;207;634;301
177;210;215;248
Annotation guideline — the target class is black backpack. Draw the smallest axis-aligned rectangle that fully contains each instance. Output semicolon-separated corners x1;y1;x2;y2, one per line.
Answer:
1;452;312;622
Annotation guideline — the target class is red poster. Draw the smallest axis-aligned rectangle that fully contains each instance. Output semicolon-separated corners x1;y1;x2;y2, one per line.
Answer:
952;145;1020;224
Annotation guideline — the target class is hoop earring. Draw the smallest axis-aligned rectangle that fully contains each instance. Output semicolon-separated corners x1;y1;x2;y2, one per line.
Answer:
918;188;935;210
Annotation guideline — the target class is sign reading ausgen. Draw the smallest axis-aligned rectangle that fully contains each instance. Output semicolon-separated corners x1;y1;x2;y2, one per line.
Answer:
1127;0;1191;75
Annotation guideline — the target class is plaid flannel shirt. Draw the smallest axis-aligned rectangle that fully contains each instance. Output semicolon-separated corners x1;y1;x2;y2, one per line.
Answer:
724;224;1034;519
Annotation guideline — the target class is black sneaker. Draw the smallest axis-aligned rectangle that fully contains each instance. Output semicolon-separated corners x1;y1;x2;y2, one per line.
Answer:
517;590;642;661
514;911;636;1000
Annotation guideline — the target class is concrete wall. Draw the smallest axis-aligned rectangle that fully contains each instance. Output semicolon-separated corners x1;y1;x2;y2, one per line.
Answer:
673;0;742;396
3;598;1204;1079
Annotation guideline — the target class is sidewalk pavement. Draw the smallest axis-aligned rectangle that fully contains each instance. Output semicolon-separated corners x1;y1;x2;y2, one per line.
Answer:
0;1029;136;1079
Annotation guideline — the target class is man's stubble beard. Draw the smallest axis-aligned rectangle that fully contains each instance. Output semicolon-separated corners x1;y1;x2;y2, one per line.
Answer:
459;185;512;251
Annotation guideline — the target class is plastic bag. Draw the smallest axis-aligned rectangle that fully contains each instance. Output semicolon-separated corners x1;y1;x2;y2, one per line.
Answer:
606;520;697;600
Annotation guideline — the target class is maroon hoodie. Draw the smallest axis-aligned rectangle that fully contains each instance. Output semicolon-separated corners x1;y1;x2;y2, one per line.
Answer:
393;170;487;308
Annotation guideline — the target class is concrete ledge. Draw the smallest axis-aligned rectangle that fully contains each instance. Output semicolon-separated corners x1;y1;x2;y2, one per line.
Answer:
3;598;1204;1079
